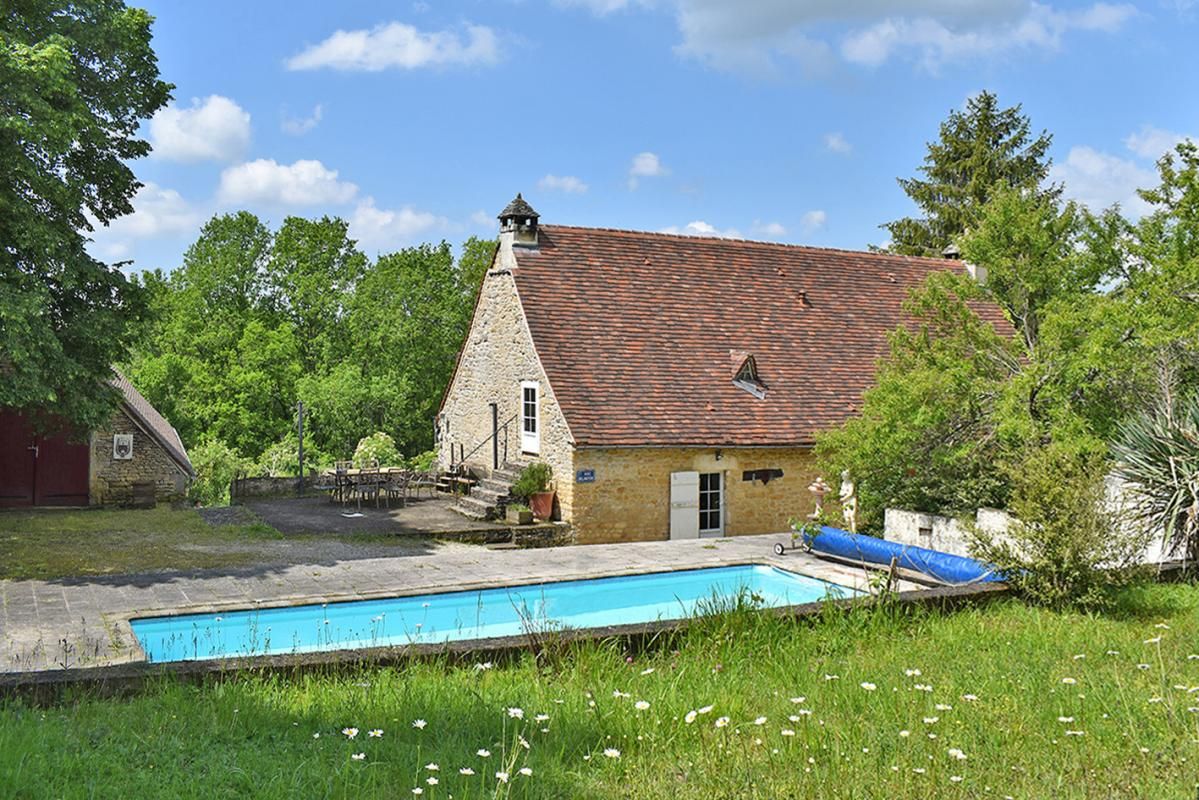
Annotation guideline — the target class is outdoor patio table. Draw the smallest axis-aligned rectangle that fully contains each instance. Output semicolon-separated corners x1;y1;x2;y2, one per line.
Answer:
322;467;408;506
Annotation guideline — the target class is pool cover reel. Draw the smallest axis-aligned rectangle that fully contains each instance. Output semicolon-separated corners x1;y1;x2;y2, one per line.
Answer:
802;526;1003;585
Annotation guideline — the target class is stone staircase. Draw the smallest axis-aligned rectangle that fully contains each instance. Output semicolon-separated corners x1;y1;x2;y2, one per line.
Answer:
450;462;524;521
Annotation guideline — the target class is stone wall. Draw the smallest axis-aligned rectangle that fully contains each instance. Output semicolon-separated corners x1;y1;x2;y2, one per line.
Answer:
883;508;981;555
89;406;189;505
569;447;821;544
885;491;1171;565
438;260;575;519
231;475;319;500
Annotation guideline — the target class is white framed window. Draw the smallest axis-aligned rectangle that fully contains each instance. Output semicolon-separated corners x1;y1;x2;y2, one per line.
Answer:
520;381;540;454
699;472;723;535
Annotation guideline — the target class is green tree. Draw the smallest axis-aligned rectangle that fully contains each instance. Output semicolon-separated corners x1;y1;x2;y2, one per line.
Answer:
1;0;171;429
128;212;298;455
884;92;1055;257
817;273;1018;530
821;189;1120;530
334;237;493;455
268;216;367;371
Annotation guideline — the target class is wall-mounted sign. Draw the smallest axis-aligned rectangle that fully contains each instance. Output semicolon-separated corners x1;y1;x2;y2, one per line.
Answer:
742;468;783;485
113;434;134;460
576;469;596;483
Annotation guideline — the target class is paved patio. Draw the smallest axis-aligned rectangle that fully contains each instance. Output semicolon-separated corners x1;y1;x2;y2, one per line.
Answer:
243;495;513;536
0;533;922;674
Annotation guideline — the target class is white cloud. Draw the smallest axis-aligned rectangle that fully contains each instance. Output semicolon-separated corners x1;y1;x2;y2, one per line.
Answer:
628;152;668;189
469;210;493;228
1050;145;1154;216
538;174;589;193
287;22;500;71
149;95;250;163
628;1;1137;75
840;3;1135;70
752;220;788;238
824;132;852;154
557;0;638;12
88;182;201;260
218;159;358;206
282;104;323;136
1125;124;1194;159
800;209;828;233
660;220;742;238
349;197;448;250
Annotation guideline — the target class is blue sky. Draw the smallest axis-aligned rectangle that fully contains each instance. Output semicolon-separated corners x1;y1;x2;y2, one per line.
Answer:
90;0;1199;270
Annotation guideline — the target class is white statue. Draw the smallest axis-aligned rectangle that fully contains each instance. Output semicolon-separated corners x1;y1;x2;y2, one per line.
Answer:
840;469;857;533
807;477;831;521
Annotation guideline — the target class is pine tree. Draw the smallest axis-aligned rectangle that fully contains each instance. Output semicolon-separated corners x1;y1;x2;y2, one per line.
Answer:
884;92;1056;257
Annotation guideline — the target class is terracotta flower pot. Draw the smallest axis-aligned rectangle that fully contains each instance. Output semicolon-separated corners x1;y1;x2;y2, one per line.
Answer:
529;490;555;521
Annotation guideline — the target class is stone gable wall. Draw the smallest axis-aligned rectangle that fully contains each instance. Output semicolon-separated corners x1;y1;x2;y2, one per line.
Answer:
439;267;575;519
89;406;190;505
570;447;821;544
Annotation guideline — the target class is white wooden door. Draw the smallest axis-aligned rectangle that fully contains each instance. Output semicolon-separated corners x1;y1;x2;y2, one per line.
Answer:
520;381;540;454
670;471;700;539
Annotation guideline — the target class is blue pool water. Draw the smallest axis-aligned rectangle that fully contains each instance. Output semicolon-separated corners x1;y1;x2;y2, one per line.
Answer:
131;564;858;663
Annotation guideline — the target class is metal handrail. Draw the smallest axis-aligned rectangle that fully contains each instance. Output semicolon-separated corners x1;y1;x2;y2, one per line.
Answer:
452;412;518;473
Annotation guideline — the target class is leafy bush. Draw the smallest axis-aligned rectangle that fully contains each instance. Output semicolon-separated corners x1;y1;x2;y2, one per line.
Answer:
188;438;250;506
254;433;328;477
1113;397;1199;562
407;449;437;471
967;441;1147;609
511;462;553;500
352;432;402;468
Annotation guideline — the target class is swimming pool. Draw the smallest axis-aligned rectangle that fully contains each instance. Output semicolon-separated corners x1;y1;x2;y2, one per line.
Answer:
131;564;859;663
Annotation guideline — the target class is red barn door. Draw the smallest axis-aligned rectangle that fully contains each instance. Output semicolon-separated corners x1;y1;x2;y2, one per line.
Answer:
0;410;90;506
34;429;91;506
0;410;36;506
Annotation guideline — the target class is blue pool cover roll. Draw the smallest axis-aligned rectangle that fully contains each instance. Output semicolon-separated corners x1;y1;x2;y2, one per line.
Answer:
802;525;1004;585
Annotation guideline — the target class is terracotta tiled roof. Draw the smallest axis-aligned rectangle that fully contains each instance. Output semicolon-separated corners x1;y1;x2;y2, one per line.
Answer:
111;370;194;475
512;225;1007;448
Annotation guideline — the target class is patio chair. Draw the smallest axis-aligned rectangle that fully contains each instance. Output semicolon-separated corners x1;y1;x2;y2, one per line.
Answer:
333;460;354;505
408;470;440;500
357;466;383;509
385;470;410;508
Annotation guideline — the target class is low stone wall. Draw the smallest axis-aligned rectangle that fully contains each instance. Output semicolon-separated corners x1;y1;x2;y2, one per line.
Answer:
231;475;320;500
885;499;1172;565
883;508;992;556
431;523;575;549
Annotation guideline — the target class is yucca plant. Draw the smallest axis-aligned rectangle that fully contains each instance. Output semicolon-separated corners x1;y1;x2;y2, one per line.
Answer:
1112;397;1199;562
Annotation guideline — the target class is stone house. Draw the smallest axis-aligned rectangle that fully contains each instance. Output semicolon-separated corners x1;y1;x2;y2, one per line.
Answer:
438;195;992;545
0;371;193;507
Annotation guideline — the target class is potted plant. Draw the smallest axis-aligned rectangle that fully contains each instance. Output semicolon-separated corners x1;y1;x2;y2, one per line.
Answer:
512;462;555;521
506;502;533;525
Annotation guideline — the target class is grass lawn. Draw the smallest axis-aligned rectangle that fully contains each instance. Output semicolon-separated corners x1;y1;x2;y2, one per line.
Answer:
2;584;1198;798
0;507;283;580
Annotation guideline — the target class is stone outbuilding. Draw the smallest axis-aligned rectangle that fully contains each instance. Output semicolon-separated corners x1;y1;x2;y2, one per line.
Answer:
0;371;193;507
438;195;996;544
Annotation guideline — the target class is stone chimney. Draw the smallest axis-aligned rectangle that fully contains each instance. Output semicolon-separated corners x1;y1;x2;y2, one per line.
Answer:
943;242;987;285
498;193;539;248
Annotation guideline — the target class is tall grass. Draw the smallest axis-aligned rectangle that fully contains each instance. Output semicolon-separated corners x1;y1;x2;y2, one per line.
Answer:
2;585;1198;798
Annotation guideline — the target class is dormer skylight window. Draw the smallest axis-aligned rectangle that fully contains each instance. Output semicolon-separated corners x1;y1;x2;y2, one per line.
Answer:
732;355;767;399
